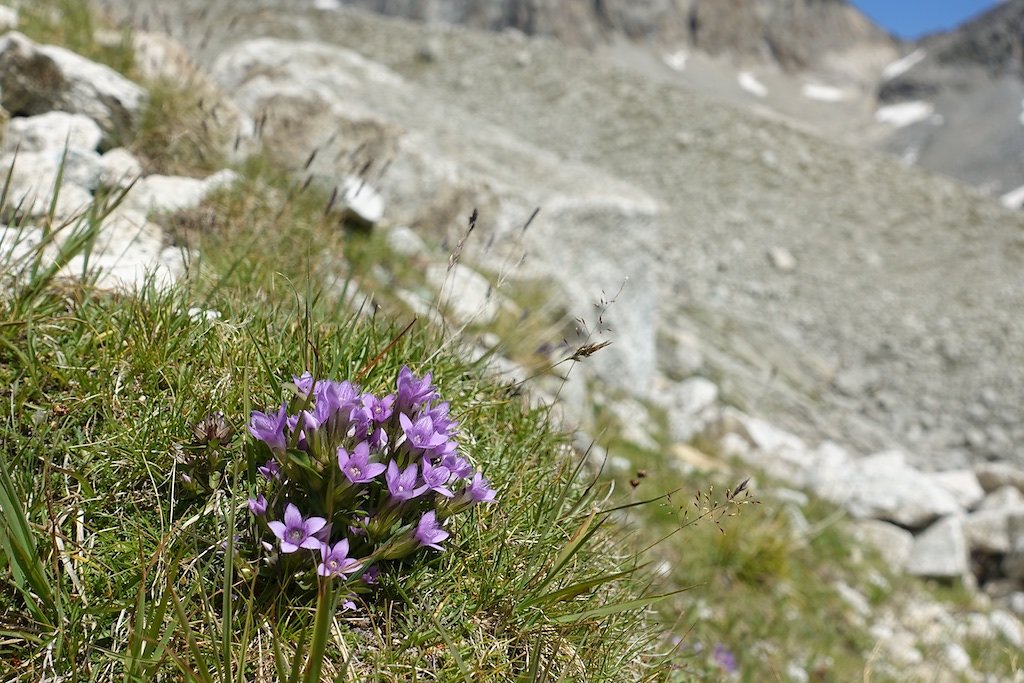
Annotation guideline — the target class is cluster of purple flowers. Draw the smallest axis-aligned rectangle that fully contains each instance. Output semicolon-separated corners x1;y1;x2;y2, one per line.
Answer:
245;366;496;585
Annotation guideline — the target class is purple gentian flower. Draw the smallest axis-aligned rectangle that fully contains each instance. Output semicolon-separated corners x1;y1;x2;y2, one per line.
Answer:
363;393;395;423
286;410;322;450
313;379;360;425
422;401;457;436
398;413;448;453
385;461;429;501
337;442;386;484
712;644;738;674
248;403;288;453
247;494;268;516
293;371;315;395
317;539;361;577
368;426;389;450
362;565;380;585
341;598;358;611
267;504;327;553
442;453;474;479
257;458;281;481
415;511;449;551
396;366;439;413
465;472;497;503
421;459;454;497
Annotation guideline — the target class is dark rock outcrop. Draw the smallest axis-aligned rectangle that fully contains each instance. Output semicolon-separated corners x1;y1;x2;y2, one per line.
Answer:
333;0;889;70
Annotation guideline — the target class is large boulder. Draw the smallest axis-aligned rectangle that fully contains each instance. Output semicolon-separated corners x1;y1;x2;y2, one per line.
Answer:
0;32;146;143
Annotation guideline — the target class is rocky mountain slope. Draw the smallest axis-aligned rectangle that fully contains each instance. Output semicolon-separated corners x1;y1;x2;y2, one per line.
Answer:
324;0;1024;202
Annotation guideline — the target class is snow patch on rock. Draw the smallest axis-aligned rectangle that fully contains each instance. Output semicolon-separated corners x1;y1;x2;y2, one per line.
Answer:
738;72;767;98
662;50;688;72
801;83;846;103
882;49;926;80
875;102;934;128
1000;183;1024;209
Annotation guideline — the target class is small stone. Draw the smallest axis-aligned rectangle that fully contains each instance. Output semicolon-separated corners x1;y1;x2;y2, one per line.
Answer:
386;225;427;257
1008;592;1024;617
785;662;808;683
416;35;443;62
339;176;384;227
124;169;238;215
851;519;914;573
943;643;971;673
931;469;985;510
990;609;1024;648
834;581;870;617
980;485;1024;510
975;462;1024;493
767;246;796;272
905;515;969;579
426;262;502;325
964;507;1022;554
98;147;143;188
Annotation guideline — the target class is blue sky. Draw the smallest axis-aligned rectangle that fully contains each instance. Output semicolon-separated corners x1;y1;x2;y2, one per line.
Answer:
850;0;1005;39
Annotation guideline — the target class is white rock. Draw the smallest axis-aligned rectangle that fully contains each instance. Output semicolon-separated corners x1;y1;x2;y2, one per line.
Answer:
124;170;239;215
956;612;994;641
0;223;41;267
386;225;427;257
1008;592;1024;617
975;462;1024;493
3;111;101;154
0;32;146;139
990;609;1024;648
713;409;819;486
98;148;143;189
667;376;718;442
875;101;934;128
905;515;969;579
0;150;94;220
12;206;185;292
834;581;870;618
738;71;768;98
0;5;17;32
785;662;809;683
188;307;221;321
339;176;384;226
767;246;796;272
943;643;971;673
426;262;501;325
2;145;102;197
980;485;1024;510
931;469;985;510
964;506;1024;554
672;377;718;416
851;519;915;573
